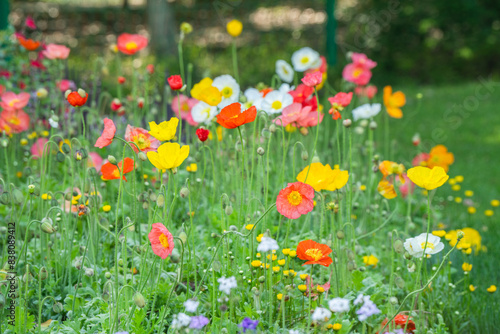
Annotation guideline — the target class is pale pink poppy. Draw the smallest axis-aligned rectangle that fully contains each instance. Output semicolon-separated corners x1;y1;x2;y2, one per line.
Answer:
57;79;75;92
148;223;174;259
0;109;30;133
172;94;198;126
124;124;160;153
30;138;48;158
87;152;104;171
412;153;430;167
399;173;415;198
95;118;116;149
301;71;323;87
276;182;315;219
355;85;378;99
0;92;30;111
42;44;71;60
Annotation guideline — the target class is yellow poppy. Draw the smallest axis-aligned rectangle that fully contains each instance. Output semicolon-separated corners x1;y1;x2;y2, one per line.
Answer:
148;117;179;142
147;142;189;170
407;166;449;190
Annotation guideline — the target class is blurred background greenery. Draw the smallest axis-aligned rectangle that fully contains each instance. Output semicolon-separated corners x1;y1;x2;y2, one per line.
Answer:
5;0;500;86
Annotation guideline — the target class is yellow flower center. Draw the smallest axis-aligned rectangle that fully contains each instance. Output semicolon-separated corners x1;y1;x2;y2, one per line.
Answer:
271;100;282;110
8;99;20;107
305;248;323;261
159;234;169;248
222;87;233;98
421;242;435;250
125;41;138;50
300;56;309;64
287;191;302;206
133;134;151;150
8;116;20;125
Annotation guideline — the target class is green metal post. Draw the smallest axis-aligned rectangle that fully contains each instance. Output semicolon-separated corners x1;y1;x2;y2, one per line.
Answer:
0;0;9;30
326;0;337;65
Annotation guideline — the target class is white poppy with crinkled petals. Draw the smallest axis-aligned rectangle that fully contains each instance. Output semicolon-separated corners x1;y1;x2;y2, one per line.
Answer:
291;47;320;72
213;74;240;108
276;60;294;83
191;101;218;124
261;90;293;114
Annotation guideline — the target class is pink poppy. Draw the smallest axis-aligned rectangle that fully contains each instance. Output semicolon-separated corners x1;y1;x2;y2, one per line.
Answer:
289;84;314;104
172;94;198;126
57;79;75;92
301;71;323;87
42;44;70;60
30;138;48;158
342;63;373;86
276;181;315;219
148;223;174;259
351;52;377;69
124;124;160;153
117;33;148;55
87;152;104;171
328;92;353;109
0;109;30;133
273;103;307;127
399;173;415;198
25;16;37;30
412;152;430;167
95;118;116;149
354;85;378;99
0;92;31;111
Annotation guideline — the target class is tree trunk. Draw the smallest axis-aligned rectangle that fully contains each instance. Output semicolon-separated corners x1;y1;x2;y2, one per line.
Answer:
147;0;177;56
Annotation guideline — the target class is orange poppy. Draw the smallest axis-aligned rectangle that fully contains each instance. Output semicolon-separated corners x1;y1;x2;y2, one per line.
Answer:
216;103;257;129
101;157;134;181
17;36;41;51
296;240;333;267
427;145;454;172
383;86;406;118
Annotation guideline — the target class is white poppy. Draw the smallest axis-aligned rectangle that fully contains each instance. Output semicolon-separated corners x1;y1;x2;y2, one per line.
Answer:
243;88;263;110
261;90;293;114
291;47;320;72
191;101;218;124
275;59;294;83
212;74;240;108
404;233;444;258
352;103;381;121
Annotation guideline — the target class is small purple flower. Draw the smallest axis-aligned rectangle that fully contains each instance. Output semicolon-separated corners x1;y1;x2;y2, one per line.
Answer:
189;315;209;329
238;317;259;332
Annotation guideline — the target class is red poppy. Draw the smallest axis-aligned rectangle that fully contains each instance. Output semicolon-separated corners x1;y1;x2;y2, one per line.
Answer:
67;90;88;107
168;75;183;91
17;36;41;51
101;157;134;181
196;128;209;142
216;103;257;129
378;314;415;333
296;240;333;267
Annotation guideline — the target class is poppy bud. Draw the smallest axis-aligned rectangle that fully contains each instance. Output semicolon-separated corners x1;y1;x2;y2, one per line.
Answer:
107;155;117;165
180;187;190;198
395;276;405;289
393;239;404;254
168;75;183;91
41;218;55;234
39;267;48;280
257;147;265;156
53;302;63;313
